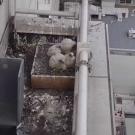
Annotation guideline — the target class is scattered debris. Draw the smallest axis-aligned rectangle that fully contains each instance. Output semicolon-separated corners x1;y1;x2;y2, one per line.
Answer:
19;90;73;135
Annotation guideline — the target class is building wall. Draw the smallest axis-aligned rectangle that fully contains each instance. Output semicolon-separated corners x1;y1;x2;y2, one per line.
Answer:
64;2;80;13
16;0;38;17
16;0;59;16
51;0;60;11
0;0;10;57
102;0;116;7
115;0;135;5
16;0;37;10
0;0;9;42
38;0;60;11
16;0;60;11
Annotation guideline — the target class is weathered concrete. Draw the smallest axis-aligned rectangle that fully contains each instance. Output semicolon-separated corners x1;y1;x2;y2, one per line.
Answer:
0;0;10;57
0;0;9;42
87;21;113;135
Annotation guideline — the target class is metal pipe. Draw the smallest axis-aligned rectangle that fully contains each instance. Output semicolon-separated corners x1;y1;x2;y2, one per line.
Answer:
105;24;116;135
76;50;88;135
75;0;89;135
80;0;88;42
9;0;16;16
16;8;75;17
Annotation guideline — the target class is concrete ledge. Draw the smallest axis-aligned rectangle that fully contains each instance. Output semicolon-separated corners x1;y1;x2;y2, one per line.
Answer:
0;22;9;58
15;16;78;36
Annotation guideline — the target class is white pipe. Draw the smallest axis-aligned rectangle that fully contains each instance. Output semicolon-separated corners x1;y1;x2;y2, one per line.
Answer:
80;0;88;42
76;50;88;135
16;8;75;17
9;0;16;16
75;0;89;135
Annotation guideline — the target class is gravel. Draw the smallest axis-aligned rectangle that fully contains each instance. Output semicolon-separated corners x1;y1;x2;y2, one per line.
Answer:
18;89;73;135
7;33;75;135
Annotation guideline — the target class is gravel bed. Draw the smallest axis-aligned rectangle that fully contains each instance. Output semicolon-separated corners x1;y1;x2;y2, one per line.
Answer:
18;89;73;135
6;33;75;135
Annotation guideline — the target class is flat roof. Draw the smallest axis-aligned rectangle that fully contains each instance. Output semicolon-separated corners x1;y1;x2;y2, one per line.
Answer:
102;15;135;50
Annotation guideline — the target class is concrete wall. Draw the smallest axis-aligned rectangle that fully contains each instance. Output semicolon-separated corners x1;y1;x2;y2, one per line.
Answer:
102;0;116;7
15;0;38;17
0;0;10;57
16;0;60;11
102;0;135;7
16;0;37;10
125;118;135;135
110;54;135;94
51;0;60;11
38;0;60;11
16;0;60;17
115;0;135;5
0;0;9;41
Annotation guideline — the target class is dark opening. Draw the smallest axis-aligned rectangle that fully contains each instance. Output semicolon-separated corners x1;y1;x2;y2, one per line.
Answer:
91;15;99;20
120;0;131;3
116;97;122;104
122;13;126;18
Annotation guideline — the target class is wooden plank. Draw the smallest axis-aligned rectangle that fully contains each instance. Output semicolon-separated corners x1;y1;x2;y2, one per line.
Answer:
31;43;76;90
31;75;75;90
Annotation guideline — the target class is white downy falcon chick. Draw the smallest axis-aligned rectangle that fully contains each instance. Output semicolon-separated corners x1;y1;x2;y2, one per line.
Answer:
65;52;76;68
47;44;61;57
49;53;67;70
60;38;76;54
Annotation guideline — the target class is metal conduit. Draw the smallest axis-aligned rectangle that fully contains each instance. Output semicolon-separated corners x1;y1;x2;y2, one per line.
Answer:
80;0;88;42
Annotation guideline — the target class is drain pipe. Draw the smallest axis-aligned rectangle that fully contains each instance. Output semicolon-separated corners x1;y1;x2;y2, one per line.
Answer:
75;0;89;135
76;50;89;135
80;0;88;42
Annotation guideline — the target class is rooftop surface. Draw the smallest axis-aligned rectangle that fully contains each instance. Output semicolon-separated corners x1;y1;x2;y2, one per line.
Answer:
87;21;112;135
102;14;135;50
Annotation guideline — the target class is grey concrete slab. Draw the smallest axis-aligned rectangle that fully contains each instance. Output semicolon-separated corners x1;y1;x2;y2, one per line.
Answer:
102;15;135;50
87;21;113;135
125;118;135;135
87;77;112;135
88;21;108;77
